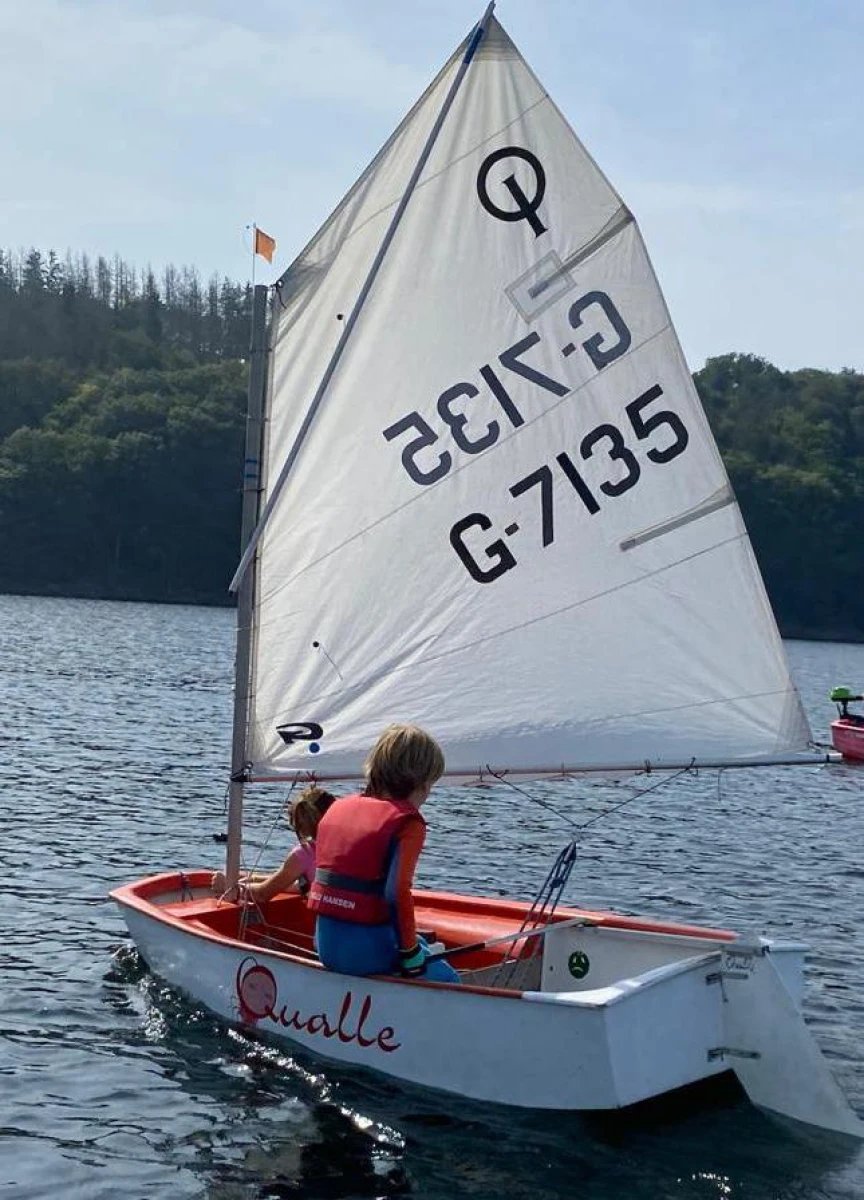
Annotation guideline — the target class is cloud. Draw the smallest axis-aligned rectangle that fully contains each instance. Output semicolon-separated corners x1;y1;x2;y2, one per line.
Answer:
0;0;426;123
0;0;432;267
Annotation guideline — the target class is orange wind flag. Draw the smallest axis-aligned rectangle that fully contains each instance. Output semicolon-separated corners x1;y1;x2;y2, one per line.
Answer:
254;227;276;263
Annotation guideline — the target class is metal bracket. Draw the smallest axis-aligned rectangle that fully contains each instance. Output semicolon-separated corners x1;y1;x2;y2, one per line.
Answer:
724;941;769;961
708;1047;761;1062
712;942;769;985
706;969;752;983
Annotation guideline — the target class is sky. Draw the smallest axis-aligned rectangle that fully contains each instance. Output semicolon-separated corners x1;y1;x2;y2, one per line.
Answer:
1;0;862;372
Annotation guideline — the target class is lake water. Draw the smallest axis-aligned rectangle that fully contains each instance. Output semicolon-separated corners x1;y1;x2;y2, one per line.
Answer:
2;593;863;1199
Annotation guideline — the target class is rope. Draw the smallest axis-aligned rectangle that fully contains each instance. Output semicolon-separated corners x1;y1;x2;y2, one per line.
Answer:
212;781;231;844
483;769;579;829
484;760;698;988
236;781;299;943
574;759;697;831
483;759;696;835
490;840;578;988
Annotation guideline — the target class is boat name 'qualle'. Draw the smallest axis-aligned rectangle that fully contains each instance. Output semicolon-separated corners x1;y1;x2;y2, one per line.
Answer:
235;959;401;1052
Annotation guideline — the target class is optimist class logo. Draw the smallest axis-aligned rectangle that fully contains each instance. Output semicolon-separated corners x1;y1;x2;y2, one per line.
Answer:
234;957;401;1053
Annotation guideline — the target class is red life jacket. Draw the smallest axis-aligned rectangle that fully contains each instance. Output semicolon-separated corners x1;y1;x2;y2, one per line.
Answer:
307;793;424;925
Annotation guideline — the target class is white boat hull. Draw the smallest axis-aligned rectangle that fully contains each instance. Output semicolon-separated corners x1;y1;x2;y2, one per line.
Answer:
112;872;812;1112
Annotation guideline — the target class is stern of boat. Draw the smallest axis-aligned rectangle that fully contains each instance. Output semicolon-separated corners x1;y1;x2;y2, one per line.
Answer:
521;917;807;1107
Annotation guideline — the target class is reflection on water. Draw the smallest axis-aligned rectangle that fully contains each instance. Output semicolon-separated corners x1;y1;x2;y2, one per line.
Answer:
1;594;863;1198
99;946;864;1200
103;947;411;1197
98;946;864;1200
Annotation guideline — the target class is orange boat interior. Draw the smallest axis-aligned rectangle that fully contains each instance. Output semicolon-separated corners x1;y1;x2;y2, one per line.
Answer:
117;870;736;988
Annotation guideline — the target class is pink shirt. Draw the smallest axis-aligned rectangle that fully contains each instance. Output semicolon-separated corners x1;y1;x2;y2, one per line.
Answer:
285;840;316;889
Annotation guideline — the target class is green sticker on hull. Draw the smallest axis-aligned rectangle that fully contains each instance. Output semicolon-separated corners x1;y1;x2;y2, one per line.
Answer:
568;950;590;979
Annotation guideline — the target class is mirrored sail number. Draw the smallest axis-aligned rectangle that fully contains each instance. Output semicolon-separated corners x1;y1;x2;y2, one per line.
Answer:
450;384;689;583
382;290;630;486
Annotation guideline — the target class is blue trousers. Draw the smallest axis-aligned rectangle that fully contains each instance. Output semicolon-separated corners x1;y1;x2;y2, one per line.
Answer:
316;916;460;983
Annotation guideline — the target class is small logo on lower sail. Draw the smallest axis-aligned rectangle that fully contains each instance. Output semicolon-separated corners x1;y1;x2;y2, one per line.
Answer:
276;722;324;754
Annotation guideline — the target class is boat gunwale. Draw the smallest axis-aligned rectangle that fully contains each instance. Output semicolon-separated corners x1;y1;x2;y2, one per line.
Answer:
522;950;723;1009
111;873;522;1000
111;870;739;1004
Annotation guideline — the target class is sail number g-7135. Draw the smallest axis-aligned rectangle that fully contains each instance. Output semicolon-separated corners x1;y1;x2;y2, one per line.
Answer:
450;381;688;583
382;288;690;584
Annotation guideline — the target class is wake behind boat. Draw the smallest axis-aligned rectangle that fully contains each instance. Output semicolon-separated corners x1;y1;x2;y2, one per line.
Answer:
113;5;861;1134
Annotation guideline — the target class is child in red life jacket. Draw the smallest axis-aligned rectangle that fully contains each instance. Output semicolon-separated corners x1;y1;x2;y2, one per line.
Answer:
309;725;460;984
212;786;336;904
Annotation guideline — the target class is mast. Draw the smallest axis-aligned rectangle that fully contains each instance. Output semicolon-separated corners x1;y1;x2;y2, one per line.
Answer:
225;282;269;887
229;1;496;593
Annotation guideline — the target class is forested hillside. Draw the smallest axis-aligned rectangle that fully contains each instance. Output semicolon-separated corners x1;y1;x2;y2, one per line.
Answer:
697;356;864;640
0;249;250;603
1;247;862;636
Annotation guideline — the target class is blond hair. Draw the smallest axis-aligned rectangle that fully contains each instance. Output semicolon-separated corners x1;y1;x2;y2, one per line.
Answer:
364;724;445;801
287;785;336;840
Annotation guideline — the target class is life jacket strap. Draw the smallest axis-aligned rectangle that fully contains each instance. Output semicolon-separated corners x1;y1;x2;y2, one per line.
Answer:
314;868;386;896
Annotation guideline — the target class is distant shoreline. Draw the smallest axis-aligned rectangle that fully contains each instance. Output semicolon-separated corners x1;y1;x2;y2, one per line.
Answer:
775;623;864;647
3;583;862;644
0;581;234;610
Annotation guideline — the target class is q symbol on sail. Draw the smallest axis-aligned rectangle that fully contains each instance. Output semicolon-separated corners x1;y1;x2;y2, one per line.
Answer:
477;147;547;237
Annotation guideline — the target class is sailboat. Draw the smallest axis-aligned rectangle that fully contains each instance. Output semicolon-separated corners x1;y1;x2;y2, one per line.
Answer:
112;7;862;1133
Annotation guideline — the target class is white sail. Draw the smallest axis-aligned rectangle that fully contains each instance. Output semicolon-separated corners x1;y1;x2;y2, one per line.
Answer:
245;16;810;781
